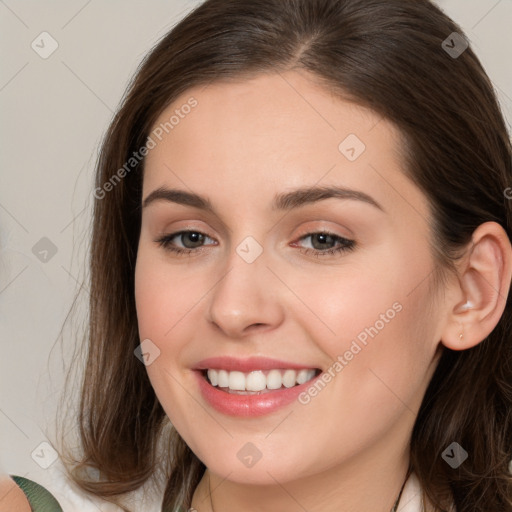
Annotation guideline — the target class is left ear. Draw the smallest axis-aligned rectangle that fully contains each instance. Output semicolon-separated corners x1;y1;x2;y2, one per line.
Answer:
441;221;512;350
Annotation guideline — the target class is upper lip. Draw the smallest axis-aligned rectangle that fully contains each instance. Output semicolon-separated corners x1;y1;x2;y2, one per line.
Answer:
194;356;319;372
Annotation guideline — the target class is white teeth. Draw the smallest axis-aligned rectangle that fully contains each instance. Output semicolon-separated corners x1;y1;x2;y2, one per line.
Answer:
282;369;296;388
296;369;311;385
217;369;229;388
266;369;282;390
207;369;218;386
229;371;245;391
206;368;317;391
246;371;267;391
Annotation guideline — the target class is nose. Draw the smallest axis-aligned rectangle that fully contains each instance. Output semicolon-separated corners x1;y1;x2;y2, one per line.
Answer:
206;246;286;339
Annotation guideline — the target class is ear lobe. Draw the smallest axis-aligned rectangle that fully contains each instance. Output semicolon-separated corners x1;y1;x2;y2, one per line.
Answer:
441;222;512;351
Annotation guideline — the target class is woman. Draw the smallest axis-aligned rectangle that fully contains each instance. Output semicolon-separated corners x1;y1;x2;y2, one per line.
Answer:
5;0;512;510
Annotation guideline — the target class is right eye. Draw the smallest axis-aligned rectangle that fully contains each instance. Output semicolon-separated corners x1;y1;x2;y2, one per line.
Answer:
155;230;217;254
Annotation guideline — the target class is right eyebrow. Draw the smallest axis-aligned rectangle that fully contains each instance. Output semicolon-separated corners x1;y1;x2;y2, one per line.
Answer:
142;187;215;213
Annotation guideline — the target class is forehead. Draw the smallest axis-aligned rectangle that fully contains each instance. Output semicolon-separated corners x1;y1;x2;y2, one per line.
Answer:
146;70;394;163
142;71;427;221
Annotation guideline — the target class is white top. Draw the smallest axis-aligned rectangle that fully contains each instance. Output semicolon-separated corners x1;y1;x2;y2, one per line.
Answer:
19;461;444;512
397;472;427;511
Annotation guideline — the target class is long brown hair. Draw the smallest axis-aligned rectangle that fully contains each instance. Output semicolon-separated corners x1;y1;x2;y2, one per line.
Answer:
56;1;512;510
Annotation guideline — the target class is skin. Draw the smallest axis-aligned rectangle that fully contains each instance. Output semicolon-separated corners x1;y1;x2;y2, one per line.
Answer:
0;476;31;512
134;70;511;512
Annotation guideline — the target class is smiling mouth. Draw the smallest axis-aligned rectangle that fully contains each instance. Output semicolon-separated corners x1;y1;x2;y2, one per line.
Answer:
202;368;322;395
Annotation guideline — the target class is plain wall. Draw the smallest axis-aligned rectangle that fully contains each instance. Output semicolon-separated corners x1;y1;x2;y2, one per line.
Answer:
1;0;511;485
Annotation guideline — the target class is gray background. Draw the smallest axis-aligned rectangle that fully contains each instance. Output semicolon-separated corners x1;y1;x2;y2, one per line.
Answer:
1;0;511;485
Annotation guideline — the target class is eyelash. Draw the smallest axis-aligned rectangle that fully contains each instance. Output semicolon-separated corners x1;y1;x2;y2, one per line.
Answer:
155;230;356;258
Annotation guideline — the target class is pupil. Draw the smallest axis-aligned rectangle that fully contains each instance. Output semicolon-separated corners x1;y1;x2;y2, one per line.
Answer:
185;232;203;248
313;233;333;250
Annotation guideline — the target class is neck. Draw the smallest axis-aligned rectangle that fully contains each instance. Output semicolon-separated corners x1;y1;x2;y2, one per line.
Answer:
191;449;411;512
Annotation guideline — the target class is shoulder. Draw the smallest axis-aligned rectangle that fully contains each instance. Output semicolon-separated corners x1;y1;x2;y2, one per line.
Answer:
4;475;62;512
0;475;31;512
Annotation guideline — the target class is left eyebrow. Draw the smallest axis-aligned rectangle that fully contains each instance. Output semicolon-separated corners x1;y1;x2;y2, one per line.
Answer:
142;185;384;213
272;185;384;212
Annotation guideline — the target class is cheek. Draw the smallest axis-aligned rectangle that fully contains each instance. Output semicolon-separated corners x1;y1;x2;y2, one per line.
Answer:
286;260;418;357
134;250;199;343
134;248;218;393
284;270;437;468
134;253;202;430
291;249;438;410
134;252;191;407
311;235;437;362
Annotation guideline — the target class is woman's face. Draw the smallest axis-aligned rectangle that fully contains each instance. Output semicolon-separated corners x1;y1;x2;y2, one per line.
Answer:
135;71;446;485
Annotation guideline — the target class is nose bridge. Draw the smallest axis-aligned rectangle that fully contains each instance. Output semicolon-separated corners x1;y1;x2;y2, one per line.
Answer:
206;234;285;336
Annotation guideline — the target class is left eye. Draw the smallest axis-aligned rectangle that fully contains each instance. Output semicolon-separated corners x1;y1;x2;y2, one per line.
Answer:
296;232;353;252
292;231;355;256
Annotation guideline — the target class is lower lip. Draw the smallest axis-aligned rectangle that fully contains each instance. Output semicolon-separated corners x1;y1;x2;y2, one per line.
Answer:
195;371;321;417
